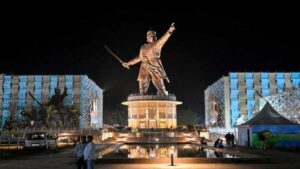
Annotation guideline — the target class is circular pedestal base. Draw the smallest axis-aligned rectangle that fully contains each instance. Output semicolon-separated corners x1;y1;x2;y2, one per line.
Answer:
122;94;182;129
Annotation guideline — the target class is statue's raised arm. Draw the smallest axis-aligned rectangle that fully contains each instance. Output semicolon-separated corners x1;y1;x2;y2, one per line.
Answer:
156;22;176;49
122;48;142;69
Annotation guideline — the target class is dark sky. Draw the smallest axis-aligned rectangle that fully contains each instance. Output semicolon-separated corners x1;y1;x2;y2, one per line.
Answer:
2;3;300;123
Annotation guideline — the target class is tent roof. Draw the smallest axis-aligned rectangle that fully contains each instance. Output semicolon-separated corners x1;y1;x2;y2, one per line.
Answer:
239;102;298;126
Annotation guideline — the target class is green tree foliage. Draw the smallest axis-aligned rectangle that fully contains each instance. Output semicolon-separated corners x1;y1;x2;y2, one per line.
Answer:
186;124;195;131
104;107;128;126
177;109;201;125
0;116;2;128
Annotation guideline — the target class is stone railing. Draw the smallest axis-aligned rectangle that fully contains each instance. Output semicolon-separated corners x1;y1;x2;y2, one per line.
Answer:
127;93;177;101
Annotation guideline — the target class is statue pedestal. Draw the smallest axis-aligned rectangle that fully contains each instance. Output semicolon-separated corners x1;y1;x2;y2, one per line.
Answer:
122;94;182;129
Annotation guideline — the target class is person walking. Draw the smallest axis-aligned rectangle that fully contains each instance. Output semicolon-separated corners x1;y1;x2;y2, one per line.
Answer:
258;132;266;150
84;135;96;169
76;136;87;169
225;133;230;145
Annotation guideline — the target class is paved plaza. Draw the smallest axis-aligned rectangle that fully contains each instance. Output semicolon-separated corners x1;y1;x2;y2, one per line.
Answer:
1;144;300;169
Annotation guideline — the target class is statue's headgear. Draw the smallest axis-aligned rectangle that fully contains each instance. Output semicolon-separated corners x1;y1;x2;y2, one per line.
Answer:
147;30;156;37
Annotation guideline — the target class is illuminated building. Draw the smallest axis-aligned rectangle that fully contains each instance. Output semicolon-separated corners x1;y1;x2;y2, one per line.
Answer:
205;72;300;130
0;74;103;129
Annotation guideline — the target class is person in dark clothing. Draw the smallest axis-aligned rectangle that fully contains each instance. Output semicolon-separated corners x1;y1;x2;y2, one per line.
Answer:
230;133;235;147
200;137;207;145
76;136;87;169
84;135;96;169
214;138;220;147
214;150;223;158
217;139;224;148
225;133;230;145
258;132;266;150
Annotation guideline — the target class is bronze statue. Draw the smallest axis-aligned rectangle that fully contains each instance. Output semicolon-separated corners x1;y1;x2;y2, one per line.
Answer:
122;23;176;95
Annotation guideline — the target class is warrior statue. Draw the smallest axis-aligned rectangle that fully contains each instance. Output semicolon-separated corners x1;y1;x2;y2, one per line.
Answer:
47;86;67;109
122;23;176;95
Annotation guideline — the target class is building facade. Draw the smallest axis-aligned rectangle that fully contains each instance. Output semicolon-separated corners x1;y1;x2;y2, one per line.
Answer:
205;72;300;130
0;74;103;130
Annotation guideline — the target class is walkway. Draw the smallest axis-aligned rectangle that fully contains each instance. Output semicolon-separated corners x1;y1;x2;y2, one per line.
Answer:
0;144;299;169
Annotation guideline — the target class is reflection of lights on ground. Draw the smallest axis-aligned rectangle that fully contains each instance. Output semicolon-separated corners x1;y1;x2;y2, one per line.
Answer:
149;153;156;158
156;144;159;149
117;137;126;141
139;164;258;168
119;133;128;137
57;142;75;148
184;133;191;137
187;137;194;141
0;145;20;150
120;145;129;149
57;136;68;141
183;145;192;149
162;164;201;168
58;132;73;136
97;152;103;158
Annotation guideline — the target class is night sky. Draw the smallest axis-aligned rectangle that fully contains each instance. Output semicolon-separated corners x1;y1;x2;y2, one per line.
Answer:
2;3;300;124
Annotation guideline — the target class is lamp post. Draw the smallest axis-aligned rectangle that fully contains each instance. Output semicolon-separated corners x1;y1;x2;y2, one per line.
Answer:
170;150;174;166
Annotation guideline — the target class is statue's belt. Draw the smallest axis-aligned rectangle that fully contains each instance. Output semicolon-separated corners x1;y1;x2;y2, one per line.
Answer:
142;58;160;61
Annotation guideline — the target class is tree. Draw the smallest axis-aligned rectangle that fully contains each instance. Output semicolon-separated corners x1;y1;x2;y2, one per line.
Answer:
126;127;132;132
177;109;201;125
186;124;195;131
104;107;128;126
0;115;2;129
114;125;125;132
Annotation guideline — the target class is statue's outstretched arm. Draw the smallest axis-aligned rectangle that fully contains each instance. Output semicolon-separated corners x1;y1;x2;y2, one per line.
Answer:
123;48;142;69
156;22;176;49
127;55;141;66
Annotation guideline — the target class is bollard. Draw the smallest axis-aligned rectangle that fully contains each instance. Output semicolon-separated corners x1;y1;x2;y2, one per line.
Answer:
170;153;174;166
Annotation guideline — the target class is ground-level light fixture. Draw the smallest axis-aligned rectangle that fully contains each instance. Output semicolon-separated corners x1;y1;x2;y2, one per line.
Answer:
170;150;174;166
